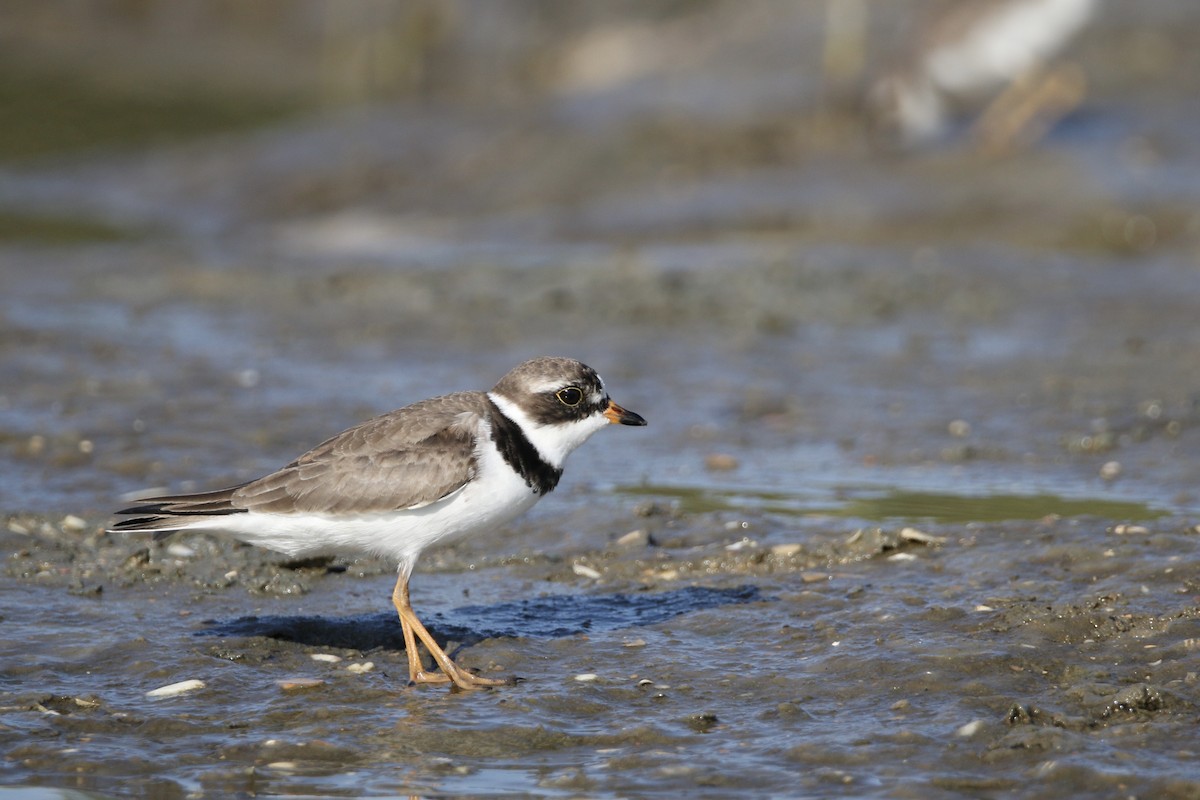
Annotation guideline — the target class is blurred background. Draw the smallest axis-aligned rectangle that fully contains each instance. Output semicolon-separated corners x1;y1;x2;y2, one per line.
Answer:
4;3;1200;797
4;0;1199;515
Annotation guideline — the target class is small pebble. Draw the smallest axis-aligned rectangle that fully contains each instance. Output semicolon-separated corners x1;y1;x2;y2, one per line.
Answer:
310;653;342;663
887;552;918;562
623;638;647;648
947;420;972;438
704;453;739;471
770;543;804;557
634;500;666;517
572;562;602;580
684;712;720;733
1112;524;1149;536
276;678;325;691
166;543;196;558
573;673;599;682
346;662;374;674
146;679;206;698
1099;460;1122;481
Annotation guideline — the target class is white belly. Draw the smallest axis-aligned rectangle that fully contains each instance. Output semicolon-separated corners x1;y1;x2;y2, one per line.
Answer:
187;442;544;576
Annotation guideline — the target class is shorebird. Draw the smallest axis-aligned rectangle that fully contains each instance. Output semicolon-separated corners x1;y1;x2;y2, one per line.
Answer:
111;357;646;690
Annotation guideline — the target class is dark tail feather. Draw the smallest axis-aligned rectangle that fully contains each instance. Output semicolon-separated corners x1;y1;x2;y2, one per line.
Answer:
109;485;249;534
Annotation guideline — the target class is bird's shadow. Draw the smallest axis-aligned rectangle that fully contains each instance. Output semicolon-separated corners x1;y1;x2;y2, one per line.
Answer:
200;585;762;652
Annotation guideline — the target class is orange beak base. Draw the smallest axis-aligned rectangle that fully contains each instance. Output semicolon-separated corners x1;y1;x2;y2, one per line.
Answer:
604;400;646;426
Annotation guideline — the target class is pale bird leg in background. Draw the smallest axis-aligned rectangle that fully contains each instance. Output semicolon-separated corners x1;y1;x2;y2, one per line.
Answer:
972;61;1087;154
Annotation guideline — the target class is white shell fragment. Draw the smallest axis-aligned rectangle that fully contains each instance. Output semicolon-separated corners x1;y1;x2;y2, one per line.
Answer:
900;527;947;545
61;515;88;532
725;537;757;552
615;529;650;548
956;719;986;737
146;679;206;698
572;562;602;580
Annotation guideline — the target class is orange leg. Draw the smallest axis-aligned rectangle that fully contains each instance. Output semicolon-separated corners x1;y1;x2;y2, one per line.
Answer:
391;574;510;690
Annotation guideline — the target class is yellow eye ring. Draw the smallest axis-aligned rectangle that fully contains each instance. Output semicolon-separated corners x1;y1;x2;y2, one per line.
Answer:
556;386;583;406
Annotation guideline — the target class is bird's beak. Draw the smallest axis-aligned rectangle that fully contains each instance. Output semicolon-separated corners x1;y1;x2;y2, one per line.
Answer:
604;400;647;426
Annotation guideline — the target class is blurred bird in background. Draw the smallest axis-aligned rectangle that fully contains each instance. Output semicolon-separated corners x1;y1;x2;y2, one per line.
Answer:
865;0;1097;152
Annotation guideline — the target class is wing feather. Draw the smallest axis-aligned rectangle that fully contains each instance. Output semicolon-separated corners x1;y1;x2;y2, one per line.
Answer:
231;392;485;515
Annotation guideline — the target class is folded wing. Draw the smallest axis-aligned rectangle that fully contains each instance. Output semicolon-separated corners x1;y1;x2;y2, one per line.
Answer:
111;392;487;532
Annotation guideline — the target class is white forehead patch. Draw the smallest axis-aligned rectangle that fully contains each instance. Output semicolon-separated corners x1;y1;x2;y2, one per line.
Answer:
527;378;566;394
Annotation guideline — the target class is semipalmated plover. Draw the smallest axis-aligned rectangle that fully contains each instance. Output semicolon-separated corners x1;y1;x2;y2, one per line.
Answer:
111;357;646;690
868;0;1095;150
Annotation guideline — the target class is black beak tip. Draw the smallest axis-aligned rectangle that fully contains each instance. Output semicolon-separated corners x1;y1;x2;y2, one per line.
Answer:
606;400;646;427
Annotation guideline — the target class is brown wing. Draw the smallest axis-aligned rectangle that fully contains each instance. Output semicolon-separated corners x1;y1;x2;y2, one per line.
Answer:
230;391;488;515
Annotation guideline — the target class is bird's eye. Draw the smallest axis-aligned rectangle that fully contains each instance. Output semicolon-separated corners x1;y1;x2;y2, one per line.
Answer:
556;386;583;406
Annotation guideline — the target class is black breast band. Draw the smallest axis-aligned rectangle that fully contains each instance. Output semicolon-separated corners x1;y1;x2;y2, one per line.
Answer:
486;398;563;495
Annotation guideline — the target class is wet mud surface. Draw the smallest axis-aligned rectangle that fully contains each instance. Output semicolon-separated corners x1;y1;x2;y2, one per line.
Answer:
4;2;1200;798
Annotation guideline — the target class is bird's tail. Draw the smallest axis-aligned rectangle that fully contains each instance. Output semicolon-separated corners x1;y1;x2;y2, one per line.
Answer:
109;485;247;539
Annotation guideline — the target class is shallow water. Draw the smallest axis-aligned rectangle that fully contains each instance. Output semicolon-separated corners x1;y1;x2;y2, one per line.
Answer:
4;2;1200;798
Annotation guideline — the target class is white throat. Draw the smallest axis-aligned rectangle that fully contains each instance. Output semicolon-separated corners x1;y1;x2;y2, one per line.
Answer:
488;391;610;469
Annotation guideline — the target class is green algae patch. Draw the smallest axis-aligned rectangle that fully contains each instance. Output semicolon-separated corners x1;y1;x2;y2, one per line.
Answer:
0;210;138;243
621;484;1168;524
0;57;303;163
836;490;1167;524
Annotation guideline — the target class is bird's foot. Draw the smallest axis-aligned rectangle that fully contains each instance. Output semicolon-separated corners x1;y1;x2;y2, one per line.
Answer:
408;665;514;691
